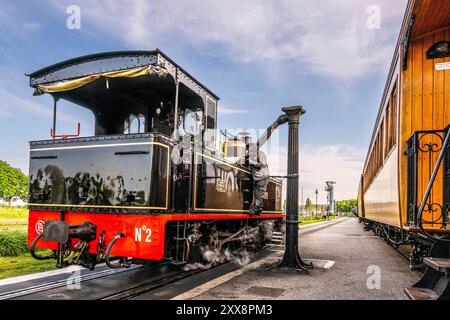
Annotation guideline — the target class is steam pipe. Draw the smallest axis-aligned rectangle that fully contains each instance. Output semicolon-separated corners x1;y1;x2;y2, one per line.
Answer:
30;233;54;260
105;232;131;269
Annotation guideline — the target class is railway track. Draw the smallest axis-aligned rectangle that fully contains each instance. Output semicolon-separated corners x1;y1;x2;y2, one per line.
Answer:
0;264;143;300
101;267;214;300
361;221;425;273
386;241;426;274
0;219;347;300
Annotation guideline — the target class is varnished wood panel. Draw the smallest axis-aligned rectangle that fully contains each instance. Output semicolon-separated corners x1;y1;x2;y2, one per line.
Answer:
399;26;450;228
362;1;450;229
364;148;401;227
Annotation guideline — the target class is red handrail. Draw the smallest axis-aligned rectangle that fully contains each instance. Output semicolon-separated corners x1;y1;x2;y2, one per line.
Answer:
50;123;81;139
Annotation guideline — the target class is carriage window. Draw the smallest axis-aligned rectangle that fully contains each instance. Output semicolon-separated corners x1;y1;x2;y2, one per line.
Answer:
364;118;385;190
124;114;146;134
205;97;217;150
379;121;384;164
385;83;398;156
390;86;397;150
385;103;391;158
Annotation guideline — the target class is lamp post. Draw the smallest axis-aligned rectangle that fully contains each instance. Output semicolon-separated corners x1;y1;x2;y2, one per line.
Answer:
315;189;318;217
278;106;311;271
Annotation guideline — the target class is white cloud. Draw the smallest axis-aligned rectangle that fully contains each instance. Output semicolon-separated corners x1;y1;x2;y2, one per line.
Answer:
266;143;365;203
0;69;80;124
218;105;250;115
0;87;49;117
21;22;42;30
47;0;407;79
0;3;43;38
0;68;53;119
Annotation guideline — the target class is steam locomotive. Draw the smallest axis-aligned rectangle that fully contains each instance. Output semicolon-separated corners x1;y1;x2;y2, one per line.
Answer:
26;50;284;269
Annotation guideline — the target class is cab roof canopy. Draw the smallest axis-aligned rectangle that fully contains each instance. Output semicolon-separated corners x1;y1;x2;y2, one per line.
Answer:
28;50;219;136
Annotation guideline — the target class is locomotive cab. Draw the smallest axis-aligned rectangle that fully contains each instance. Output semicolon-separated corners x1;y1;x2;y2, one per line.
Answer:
27;50;213;212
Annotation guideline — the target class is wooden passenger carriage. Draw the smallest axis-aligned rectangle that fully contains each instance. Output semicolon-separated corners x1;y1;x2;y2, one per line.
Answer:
357;0;450;299
359;0;450;243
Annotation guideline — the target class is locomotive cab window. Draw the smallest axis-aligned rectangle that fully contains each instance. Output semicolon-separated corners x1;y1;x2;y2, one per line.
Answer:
124;114;146;134
204;96;217;150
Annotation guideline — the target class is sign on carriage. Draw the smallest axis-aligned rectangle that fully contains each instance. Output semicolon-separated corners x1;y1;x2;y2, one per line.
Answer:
435;62;450;71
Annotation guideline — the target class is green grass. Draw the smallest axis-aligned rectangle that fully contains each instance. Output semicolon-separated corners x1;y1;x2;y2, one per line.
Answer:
0;231;29;257
0;206;28;219
0;206;56;279
0;224;27;232
0;206;28;232
299;215;337;225
0;252;56;279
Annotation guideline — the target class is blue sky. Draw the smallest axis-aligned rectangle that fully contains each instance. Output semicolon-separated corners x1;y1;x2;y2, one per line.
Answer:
0;0;408;202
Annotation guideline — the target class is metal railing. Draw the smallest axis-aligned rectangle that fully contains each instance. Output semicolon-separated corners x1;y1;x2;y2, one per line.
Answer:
406;125;450;241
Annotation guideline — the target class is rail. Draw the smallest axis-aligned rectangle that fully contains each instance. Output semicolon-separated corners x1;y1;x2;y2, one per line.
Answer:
406;125;450;242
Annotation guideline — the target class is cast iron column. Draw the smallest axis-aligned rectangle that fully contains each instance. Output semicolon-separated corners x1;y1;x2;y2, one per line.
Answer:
278;106;311;271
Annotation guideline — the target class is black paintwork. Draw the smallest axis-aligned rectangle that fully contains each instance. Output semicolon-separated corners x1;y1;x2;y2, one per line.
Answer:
29;133;170;212
193;152;281;212
28;133;282;213
426;41;450;60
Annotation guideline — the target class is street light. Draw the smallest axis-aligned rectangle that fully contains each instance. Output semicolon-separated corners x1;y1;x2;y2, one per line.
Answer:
315;189;318;217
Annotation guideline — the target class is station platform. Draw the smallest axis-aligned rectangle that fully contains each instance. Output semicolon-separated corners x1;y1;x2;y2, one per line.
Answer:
175;218;422;300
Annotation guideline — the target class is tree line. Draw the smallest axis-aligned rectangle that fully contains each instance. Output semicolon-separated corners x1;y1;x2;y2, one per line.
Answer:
300;198;357;214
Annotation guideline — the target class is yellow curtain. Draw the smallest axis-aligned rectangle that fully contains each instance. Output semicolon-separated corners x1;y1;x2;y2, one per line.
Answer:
34;65;167;95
